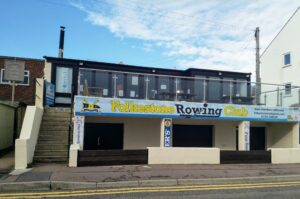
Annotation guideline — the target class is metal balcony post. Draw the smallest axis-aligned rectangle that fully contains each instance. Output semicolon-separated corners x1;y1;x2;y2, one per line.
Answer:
112;74;117;98
203;79;207;103
229;81;233;104
145;77;149;100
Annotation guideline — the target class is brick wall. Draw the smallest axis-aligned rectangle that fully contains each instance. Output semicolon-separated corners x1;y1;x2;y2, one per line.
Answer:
0;56;44;105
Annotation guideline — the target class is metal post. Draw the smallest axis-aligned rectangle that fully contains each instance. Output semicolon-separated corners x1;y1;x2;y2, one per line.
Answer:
145;77;149;100
276;86;280;106
11;81;15;104
253;84;257;105
175;78;178;101
229;81;233;104
264;94;267;106
280;92;283;106
203;79;207;103
113;74;117;98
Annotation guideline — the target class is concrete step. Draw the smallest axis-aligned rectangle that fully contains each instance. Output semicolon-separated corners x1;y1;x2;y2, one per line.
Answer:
43;112;71;118
36;144;69;150
37;140;69;145
44;107;71;113
35;150;68;157
42;116;70;121
41;121;70;126
40;125;69;131
33;156;68;163
38;134;69;140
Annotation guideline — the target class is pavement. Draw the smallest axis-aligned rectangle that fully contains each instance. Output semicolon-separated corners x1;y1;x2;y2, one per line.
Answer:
1;163;300;193
0;151;14;178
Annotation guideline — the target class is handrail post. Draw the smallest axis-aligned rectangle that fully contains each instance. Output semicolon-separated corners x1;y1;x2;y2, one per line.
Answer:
229;81;233;104
203;79;207;103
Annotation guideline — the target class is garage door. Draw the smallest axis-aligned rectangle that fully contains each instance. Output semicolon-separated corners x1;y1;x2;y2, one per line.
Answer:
84;123;123;150
173;125;213;147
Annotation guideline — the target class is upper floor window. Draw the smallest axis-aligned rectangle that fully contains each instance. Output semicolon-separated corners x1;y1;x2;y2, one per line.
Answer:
284;53;291;66
0;69;30;86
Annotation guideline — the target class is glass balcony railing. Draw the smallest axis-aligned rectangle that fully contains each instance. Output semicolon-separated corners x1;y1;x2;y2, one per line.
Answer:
77;68;300;107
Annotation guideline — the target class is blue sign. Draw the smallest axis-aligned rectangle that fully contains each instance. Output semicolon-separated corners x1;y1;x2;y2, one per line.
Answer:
164;118;172;147
45;81;55;106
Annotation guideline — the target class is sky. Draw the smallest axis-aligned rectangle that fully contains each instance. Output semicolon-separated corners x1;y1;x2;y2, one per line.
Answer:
0;0;299;75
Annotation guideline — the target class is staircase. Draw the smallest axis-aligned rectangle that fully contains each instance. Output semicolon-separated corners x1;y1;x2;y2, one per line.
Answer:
33;107;71;163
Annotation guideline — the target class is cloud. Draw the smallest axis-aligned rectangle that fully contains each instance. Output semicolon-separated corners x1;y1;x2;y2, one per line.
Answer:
71;0;299;78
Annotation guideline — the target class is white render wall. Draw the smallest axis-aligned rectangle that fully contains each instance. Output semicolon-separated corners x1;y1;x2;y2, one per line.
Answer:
261;8;300;107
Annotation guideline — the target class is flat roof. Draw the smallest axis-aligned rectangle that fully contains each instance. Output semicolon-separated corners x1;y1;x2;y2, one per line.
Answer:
44;56;251;76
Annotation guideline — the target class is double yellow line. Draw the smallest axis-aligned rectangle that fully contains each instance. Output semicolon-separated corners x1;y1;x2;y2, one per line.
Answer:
1;181;300;198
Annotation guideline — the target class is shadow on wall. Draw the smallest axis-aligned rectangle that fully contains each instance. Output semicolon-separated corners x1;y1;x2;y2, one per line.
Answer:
0;102;26;157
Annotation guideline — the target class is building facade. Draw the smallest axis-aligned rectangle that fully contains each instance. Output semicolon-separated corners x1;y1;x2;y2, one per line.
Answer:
40;56;300;166
261;7;300;107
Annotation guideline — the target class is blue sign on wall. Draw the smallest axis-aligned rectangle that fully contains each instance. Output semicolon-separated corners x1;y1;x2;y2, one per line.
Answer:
164;118;172;147
45;81;55;106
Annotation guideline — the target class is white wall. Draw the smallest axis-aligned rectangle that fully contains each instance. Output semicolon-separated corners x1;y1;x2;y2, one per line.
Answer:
261;8;300;107
15;106;43;169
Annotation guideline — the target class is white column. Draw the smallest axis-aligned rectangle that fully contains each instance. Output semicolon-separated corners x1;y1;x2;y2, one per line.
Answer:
292;122;300;148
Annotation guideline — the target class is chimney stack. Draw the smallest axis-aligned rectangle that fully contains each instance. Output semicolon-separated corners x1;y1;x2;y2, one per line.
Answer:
58;26;65;58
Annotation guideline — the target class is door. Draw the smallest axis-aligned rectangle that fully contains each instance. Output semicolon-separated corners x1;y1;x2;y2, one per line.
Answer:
173;125;213;147
250;127;266;150
55;66;73;105
84;123;123;150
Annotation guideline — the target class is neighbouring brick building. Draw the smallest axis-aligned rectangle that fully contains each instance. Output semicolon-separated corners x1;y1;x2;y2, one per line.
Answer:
0;56;44;105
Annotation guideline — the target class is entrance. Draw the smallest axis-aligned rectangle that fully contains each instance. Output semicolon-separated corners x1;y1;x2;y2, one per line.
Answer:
173;125;213;147
250;127;266;150
84;123;123;150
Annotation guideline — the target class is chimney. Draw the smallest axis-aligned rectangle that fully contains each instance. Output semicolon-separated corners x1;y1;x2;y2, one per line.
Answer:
58;26;65;58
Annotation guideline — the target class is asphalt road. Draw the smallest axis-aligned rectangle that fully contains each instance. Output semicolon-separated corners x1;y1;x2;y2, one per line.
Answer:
53;185;300;199
2;182;300;199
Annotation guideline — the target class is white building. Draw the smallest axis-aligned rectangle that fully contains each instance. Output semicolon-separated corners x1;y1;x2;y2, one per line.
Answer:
261;7;300;107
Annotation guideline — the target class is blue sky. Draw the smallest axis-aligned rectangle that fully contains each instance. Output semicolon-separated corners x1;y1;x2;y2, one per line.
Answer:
1;0;299;73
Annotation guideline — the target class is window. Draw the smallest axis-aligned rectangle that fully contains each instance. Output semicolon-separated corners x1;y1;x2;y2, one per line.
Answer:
207;77;221;101
0;69;30;86
285;83;291;95
235;79;248;97
126;74;139;98
284;53;291;66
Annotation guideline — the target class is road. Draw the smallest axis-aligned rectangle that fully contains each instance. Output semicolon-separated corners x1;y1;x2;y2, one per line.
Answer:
1;181;300;198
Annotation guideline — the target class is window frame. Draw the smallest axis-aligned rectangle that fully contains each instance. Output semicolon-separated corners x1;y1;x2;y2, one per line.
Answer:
0;69;30;86
283;52;291;67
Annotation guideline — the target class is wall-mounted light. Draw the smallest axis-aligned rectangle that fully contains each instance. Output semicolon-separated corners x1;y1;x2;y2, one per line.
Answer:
218;72;222;76
152;69;156;73
79;62;84;66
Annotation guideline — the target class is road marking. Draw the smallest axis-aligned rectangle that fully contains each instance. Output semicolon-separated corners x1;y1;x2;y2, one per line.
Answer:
1;181;300;198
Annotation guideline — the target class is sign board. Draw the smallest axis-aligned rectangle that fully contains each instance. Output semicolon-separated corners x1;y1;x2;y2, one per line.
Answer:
74;96;300;122
4;60;25;82
163;118;172;147
45;81;55;106
73;116;84;149
244;121;250;151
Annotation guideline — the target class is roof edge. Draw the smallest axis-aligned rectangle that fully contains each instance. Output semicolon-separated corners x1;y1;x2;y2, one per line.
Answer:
261;6;300;57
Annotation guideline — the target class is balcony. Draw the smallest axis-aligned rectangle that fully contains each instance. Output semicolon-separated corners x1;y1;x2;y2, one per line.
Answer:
78;68;300;107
